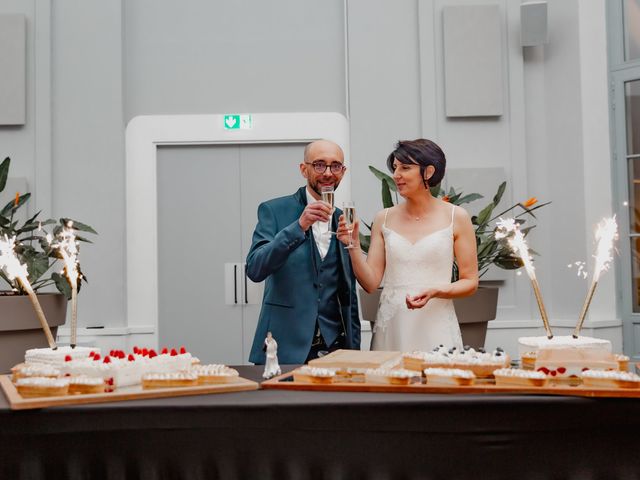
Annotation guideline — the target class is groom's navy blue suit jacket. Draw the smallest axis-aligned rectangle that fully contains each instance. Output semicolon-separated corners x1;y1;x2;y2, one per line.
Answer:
246;187;361;364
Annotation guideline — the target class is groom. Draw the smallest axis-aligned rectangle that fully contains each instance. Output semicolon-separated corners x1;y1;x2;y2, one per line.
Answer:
246;140;361;365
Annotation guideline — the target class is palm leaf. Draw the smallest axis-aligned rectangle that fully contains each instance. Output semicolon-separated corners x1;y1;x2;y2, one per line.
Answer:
0;157;9;193
369;166;397;192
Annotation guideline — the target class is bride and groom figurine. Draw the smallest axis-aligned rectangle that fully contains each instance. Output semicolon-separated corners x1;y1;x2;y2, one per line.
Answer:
262;332;281;379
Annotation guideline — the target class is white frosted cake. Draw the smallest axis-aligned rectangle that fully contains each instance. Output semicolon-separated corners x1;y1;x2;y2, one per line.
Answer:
518;335;611;357
25;346;100;366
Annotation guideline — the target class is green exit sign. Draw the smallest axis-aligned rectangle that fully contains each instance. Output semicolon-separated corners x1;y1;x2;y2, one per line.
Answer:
223;114;253;130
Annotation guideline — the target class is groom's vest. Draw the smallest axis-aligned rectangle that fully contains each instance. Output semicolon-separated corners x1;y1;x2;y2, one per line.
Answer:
310;231;344;346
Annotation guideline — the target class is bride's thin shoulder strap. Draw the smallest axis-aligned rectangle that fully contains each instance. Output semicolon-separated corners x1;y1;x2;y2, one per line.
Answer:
450;204;456;225
383;208;390;227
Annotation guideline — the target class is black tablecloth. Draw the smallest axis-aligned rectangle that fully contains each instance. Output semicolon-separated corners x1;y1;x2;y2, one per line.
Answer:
1;365;639;480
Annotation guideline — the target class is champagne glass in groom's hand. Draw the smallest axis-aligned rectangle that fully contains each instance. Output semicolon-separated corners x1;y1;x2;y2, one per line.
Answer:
320;185;336;235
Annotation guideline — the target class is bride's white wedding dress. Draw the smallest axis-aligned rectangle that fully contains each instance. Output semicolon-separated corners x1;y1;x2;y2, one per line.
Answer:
371;206;463;351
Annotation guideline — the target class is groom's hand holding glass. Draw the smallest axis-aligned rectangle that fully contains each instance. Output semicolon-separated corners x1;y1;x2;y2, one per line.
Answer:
298;201;332;231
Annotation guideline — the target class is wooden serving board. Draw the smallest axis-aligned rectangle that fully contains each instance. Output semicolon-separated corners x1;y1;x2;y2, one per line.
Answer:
308;349;402;370
0;375;258;410
261;372;640;398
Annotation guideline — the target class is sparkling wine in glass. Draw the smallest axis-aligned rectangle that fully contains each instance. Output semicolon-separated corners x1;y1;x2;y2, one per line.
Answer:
321;186;335;210
343;201;356;249
320;186;335;234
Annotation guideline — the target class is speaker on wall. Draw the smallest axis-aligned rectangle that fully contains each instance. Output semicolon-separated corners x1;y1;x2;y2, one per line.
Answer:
521;1;548;47
0;14;26;125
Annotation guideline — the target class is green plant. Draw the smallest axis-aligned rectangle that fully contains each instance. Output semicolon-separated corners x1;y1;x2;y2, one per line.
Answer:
0;157;97;297
361;166;549;279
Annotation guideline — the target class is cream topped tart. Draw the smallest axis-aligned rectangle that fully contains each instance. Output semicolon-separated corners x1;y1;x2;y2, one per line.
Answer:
292;366;337;384
364;368;419;385
423;367;476;386
141;371;198;389
15;376;70;397
580;370;640;389
493;368;548;387
193;364;239;384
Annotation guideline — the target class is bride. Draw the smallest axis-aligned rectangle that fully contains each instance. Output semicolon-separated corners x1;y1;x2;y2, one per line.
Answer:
337;139;478;351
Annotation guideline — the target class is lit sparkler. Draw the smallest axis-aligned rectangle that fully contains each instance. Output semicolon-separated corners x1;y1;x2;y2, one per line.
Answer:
0;235;57;349
52;221;80;348
573;216;618;338
496;218;553;339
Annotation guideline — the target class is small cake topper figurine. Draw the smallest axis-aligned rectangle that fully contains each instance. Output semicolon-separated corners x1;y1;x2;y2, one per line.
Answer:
263;331;281;379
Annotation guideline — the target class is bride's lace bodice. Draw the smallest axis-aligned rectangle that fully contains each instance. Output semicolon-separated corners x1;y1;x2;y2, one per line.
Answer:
374;206;457;338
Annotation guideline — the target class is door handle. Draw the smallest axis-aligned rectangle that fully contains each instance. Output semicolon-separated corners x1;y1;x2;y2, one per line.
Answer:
234;264;238;304
244;264;248;304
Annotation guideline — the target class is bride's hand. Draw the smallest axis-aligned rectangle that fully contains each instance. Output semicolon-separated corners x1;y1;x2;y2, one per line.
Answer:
406;289;437;309
337;215;360;248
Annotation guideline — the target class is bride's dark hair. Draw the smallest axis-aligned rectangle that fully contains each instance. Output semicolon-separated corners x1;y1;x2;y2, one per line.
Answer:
386;139;446;188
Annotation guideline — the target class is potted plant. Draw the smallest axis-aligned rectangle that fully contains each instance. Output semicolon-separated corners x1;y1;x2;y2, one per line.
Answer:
0;157;96;372
359;166;549;348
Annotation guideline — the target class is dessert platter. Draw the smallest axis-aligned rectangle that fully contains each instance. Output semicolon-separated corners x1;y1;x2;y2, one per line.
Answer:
266;216;638;398
262;345;640;398
1;345;257;410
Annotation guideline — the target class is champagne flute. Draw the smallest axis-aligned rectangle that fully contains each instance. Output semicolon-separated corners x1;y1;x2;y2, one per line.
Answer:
343;201;356;249
320;185;335;234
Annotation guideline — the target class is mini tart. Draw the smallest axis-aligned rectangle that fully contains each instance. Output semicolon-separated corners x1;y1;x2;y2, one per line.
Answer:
402;353;428;372
292;366;336;384
193;364;239;384
520;351;537;371
454;362;505;378
423;368;475;386
581;370;640;389
335;368;366;382
11;363;60;382
16;377;70;398
364;368;418;385
493;368;548;387
68;375;106;395
141;371;198;389
615;354;630;372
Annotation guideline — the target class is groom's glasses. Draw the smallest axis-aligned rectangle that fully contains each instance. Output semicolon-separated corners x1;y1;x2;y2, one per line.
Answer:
305;161;346;174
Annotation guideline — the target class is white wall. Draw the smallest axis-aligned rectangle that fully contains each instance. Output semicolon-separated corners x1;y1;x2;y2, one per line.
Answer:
0;0;620;356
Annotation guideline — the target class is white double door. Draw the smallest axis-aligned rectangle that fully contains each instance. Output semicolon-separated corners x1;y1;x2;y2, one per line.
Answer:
156;143;305;364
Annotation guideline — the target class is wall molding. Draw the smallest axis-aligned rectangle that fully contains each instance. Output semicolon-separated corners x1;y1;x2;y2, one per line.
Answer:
34;0;52;218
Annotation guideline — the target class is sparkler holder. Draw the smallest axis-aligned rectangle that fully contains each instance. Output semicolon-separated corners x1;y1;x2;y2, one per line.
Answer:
531;278;553;339
70;286;77;348
18;280;57;349
573;280;598;339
